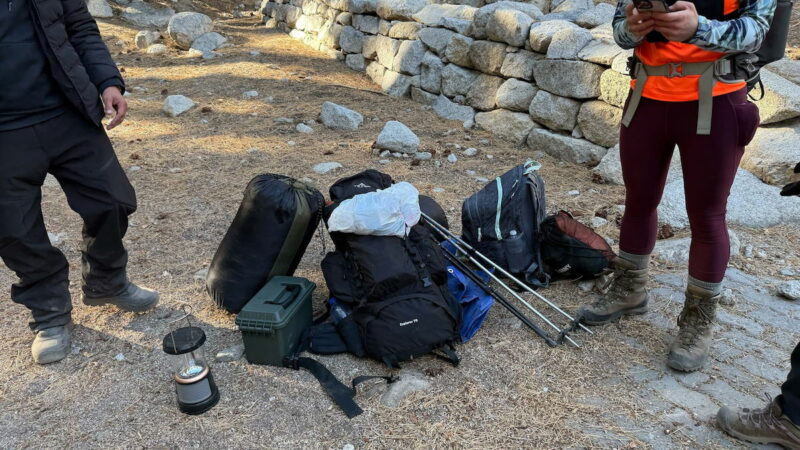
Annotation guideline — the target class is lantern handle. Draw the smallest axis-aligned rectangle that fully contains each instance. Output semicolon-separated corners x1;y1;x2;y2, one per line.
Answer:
167;303;195;327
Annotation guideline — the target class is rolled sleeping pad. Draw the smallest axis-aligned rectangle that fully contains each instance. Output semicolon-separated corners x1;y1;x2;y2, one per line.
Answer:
206;174;325;313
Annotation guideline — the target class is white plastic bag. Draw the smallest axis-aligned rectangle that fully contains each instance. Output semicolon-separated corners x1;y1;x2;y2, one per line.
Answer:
327;182;421;237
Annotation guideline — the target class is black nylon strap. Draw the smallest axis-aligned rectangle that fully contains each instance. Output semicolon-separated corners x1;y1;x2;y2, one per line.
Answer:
292;357;364;419
435;345;461;367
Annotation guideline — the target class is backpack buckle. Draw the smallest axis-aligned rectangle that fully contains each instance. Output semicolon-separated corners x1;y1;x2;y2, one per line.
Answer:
667;62;684;78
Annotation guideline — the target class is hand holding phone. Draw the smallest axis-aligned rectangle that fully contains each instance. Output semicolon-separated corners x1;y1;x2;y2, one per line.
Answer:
633;0;671;13
625;2;655;38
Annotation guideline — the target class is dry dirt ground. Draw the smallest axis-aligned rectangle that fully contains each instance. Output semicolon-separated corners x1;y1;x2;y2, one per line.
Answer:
1;15;800;450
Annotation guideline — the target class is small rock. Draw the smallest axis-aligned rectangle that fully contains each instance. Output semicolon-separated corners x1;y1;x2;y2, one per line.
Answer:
432;187;445;193
167;12;213;50
128;165;141;172
379;159;391;165
590;217;608;228
287;141;296;146
296;123;313;134
249;50;261;56
343;445;355;450
463;147;478;156
320;102;363;130
135;30;161;49
475;177;489;183
313;162;343;174
719;288;736;306
193;268;209;280
567;190;580;197
380;370;431;407
778;281;800;301
215;344;245;362
447;154;458;163
146;43;168;55
48;232;65;245
578;280;594;292
379;150;391;158
744;245;754;258
114;353;126;361
87;0;114;18
242;90;259;99
275;117;294;124
376;121;420;153
415;152;432;160
486;154;494;159
163;95;195;117
781;268;796;276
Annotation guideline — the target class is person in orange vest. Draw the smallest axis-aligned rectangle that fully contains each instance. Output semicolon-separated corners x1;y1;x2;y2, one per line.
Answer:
578;0;776;372
716;164;800;447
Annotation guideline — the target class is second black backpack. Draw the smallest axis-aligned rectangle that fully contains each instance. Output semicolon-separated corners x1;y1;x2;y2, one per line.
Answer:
461;161;548;287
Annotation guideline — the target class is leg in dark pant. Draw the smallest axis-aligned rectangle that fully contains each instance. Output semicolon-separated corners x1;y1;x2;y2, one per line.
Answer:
45;111;137;297
0;110;136;331
619;96;677;256
781;341;800;425
0;121;72;331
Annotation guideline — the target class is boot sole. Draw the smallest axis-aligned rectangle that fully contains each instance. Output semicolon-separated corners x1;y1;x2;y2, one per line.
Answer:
667;354;708;372
82;294;160;312
720;425;800;448
581;304;649;326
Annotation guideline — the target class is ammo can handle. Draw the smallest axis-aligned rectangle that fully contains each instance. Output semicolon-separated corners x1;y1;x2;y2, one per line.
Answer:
273;283;301;307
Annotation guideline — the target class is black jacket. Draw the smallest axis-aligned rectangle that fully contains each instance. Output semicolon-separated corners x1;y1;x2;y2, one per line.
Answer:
30;0;125;125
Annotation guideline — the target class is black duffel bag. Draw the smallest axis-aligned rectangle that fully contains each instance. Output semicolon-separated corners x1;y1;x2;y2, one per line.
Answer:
540;211;616;279
206;174;325;313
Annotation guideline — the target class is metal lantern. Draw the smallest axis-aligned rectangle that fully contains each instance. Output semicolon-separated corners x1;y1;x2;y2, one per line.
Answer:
163;307;219;415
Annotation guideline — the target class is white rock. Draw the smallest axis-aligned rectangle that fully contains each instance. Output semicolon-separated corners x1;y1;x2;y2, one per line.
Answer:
87;0;114;18
658;169;800;229
168;12;214;50
320;102;364;130
528;19;578;53
376;0;427;20
778;281;800;301
654;231;740;265
418;27;455;56
500;49;539;81
114;353;126;361
447;153;458;163
376;121;420;153
529;90;581;132
533;59;604;99
163;95;195;117
146;43;168;55
486;8;534;47
742;118;800;186
242;90;259;99
380;370;431;407
758;69;800;125
496;78;537;112
48;232;65;245
415;151;432;160
590;217;608;228
432;95;475;128
463;147;478;156
567;190;580;196
215;344;245;362
121;1;174;27
577;100;622;148
442;64;480;97
527;129;608;165
190;32;227;54
296;123;314;133
313;162;344;174
576;3;615;28
547;27;592;60
475;109;536;145
135;30;161;49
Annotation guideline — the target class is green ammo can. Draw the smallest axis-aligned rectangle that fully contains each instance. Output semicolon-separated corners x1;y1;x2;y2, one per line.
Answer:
235;276;316;366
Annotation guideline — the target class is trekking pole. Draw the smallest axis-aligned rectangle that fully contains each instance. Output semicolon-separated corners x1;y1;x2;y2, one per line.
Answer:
441;250;558;347
421;212;593;336
423;219;580;348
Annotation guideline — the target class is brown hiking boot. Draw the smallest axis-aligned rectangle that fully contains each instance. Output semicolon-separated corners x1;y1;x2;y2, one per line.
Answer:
667;284;719;372
578;257;649;326
717;396;800;449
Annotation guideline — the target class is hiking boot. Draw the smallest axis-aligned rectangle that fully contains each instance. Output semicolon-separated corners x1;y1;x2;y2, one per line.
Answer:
31;323;72;365
578;257;649;326
667;285;719;372
717;396;800;449
82;282;159;312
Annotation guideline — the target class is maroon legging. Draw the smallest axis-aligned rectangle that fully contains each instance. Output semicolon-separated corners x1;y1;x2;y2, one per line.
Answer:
619;88;761;283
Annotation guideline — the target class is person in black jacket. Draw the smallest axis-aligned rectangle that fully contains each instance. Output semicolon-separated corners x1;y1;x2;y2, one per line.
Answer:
0;0;158;365
716;163;800;448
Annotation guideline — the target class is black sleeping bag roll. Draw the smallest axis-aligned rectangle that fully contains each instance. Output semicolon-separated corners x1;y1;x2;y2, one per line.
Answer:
207;174;325;313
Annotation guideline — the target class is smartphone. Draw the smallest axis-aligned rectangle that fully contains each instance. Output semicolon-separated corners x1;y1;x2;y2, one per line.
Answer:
633;0;671;12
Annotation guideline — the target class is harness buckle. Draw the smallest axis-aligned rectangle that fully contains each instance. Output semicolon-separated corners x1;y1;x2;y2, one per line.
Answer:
667;62;684;78
714;58;733;77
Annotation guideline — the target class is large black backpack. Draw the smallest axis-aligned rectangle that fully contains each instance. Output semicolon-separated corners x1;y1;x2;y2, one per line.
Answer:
206;174;324;313
287;171;462;418
461;161;548;287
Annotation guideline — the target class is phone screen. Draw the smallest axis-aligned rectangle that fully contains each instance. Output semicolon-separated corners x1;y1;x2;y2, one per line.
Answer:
634;0;670;12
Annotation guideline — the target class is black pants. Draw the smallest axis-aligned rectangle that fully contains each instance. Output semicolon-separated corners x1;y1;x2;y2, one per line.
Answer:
782;341;800;424
0;109;136;332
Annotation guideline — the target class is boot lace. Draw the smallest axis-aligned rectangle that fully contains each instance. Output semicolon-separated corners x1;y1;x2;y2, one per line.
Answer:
676;298;714;350
741;394;784;431
591;267;637;308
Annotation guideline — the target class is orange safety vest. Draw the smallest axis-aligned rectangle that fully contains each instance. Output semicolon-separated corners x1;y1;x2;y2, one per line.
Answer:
632;0;746;102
